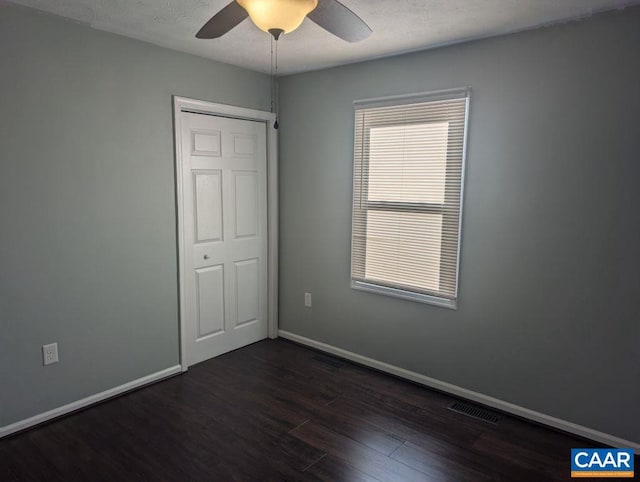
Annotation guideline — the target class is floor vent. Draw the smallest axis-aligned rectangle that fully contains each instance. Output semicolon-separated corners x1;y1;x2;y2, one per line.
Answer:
447;401;500;424
312;354;346;369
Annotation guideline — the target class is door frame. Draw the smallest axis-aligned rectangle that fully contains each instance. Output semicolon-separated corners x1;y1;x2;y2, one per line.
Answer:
173;96;278;372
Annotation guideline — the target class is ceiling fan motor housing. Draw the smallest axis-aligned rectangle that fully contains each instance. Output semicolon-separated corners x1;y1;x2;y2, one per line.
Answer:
237;0;318;35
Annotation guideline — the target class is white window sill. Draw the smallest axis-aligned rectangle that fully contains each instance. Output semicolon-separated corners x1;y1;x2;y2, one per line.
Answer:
351;280;457;310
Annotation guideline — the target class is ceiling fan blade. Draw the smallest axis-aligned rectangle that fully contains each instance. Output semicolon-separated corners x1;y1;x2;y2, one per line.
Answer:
307;0;372;42
196;1;248;39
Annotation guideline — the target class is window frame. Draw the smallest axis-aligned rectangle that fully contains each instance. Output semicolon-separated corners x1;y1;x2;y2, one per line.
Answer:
350;88;471;309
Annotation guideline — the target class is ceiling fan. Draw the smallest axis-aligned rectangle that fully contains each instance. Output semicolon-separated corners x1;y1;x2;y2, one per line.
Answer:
196;0;372;42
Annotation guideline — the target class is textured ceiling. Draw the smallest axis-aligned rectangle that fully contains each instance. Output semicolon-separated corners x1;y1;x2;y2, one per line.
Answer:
7;0;640;75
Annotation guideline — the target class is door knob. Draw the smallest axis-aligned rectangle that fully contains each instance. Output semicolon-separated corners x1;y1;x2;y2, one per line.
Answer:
204;254;210;260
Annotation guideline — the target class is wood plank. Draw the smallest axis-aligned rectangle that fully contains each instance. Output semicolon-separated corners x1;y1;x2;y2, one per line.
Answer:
309;398;405;455
304;455;380;482
330;393;482;449
290;421;432;481
391;441;496;482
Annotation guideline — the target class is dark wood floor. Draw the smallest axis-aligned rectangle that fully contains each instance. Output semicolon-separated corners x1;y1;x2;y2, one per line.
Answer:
1;339;610;481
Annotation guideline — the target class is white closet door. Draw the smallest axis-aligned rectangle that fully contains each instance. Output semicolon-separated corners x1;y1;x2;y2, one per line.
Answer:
181;112;268;366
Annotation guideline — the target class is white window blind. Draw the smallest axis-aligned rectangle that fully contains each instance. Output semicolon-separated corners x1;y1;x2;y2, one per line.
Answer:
351;89;470;308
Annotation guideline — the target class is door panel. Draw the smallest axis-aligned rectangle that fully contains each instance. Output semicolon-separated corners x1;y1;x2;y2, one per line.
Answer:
196;265;225;339
233;134;255;156
235;258;259;327
233;171;259;239
194;171;223;243
181;112;268;366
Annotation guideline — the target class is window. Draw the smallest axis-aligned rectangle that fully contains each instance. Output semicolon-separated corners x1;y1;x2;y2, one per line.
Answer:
350;89;470;309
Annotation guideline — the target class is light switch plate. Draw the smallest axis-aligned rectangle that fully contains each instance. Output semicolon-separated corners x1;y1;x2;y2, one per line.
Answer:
304;292;312;308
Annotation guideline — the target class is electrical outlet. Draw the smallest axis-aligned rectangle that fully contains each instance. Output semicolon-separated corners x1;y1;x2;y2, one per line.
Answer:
304;292;312;308
43;342;59;366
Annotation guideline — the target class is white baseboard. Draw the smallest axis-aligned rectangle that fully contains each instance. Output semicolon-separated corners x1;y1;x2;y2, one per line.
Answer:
278;330;640;454
0;365;182;439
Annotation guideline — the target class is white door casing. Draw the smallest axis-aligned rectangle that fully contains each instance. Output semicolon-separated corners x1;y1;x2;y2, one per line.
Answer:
174;98;278;369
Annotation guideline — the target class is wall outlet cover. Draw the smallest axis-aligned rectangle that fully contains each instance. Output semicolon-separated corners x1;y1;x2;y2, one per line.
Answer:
43;342;59;366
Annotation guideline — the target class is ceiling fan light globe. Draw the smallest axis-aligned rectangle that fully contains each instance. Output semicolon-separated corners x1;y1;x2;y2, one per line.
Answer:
237;0;318;35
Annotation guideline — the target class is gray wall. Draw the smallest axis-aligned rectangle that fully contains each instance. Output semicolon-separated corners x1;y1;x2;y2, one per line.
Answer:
278;8;640;442
0;5;269;426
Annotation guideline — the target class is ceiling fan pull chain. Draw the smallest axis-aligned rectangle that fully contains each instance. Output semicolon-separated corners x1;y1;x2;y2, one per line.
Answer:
274;37;279;130
270;35;274;115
